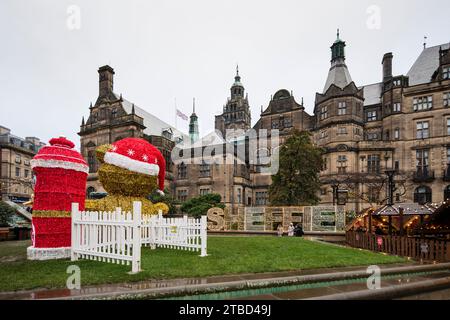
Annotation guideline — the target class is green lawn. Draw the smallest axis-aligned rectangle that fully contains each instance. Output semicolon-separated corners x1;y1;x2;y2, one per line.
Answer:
0;237;406;292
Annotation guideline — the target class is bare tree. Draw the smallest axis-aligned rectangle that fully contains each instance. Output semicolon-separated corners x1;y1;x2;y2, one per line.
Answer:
332;171;413;207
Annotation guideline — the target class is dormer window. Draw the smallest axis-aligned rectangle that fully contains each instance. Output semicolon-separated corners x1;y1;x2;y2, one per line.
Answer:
443;66;450;80
111;108;117;118
367;111;377;122
393;79;401;86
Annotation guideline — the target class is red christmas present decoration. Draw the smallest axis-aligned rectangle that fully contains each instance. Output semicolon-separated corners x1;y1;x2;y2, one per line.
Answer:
30;137;88;249
32;217;72;247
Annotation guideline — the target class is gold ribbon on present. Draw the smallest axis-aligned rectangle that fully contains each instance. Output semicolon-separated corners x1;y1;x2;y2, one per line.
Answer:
32;210;71;218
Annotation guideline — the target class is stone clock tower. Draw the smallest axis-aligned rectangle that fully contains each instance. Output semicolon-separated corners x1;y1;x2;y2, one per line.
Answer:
215;66;252;137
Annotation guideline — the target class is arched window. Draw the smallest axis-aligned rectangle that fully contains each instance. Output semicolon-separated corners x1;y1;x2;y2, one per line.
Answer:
444;185;450;201
87;150;97;173
414;186;432;204
177;162;187;179
86;186;96;199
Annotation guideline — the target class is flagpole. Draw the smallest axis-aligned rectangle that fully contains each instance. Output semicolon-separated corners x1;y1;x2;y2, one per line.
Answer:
174;98;177;130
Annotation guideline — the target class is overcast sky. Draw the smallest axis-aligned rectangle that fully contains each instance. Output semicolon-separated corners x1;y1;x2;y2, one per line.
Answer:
1;0;449;149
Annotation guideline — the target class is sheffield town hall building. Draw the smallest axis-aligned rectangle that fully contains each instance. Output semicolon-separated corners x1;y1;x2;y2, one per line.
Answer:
79;32;450;214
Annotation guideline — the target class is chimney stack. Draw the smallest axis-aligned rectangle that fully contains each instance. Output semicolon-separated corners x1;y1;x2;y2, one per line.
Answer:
382;53;393;82
98;65;115;97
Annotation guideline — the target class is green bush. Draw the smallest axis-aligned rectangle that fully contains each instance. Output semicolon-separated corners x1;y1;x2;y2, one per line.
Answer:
148;188;180;215
180;193;225;218
0;201;16;227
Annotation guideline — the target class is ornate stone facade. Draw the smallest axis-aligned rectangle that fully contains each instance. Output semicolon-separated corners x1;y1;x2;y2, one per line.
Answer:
175;35;450;215
0;126;44;203
81;35;450;216
78;66;187;197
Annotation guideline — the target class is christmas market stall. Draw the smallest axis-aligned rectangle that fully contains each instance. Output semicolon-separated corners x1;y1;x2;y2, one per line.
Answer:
371;203;436;236
411;200;450;239
346;203;450;262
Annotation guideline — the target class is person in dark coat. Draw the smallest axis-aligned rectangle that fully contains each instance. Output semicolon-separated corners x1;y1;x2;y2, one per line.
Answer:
294;224;304;237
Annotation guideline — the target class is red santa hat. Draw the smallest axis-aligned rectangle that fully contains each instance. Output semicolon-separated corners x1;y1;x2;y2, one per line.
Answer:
103;138;166;195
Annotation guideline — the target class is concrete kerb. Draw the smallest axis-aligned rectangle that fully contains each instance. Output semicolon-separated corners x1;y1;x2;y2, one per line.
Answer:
49;262;450;300
305;276;450;300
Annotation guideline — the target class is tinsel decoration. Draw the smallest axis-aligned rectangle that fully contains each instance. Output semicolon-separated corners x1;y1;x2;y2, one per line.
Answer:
96;144;112;163
32;210;71;218
32;217;72;248
86;138;169;215
31;137;88;248
98;164;159;197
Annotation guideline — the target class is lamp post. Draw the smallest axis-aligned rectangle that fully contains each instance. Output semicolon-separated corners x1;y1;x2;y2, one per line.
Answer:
385;169;396;236
385;169;396;206
331;183;339;206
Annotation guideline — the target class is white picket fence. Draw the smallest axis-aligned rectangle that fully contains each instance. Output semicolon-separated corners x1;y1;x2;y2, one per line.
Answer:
142;213;207;257
71;202;207;273
71;202;142;273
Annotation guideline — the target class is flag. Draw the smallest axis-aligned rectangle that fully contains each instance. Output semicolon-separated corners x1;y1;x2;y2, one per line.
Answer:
176;109;188;121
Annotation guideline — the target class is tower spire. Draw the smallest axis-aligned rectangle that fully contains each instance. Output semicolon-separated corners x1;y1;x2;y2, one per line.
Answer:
234;64;241;83
189;98;199;144
323;30;353;93
331;28;346;62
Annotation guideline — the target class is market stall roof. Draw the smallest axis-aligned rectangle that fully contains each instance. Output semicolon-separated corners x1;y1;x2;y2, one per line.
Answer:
418;201;450;228
372;203;437;216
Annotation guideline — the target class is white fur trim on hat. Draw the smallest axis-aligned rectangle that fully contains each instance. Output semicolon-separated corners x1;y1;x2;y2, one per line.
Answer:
104;152;160;176
31;159;89;174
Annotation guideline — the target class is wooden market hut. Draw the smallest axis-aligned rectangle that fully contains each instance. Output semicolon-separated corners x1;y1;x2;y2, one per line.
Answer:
371;203;436;236
347;203;438;236
412;200;450;239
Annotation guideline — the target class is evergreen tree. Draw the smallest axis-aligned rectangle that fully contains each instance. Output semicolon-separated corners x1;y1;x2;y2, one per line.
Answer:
180;193;225;218
269;130;324;206
0;201;15;227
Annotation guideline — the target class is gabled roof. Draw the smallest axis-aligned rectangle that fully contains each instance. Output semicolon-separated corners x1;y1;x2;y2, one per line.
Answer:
360;83;382;106
407;43;450;86
115;93;188;141
373;203;436;216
